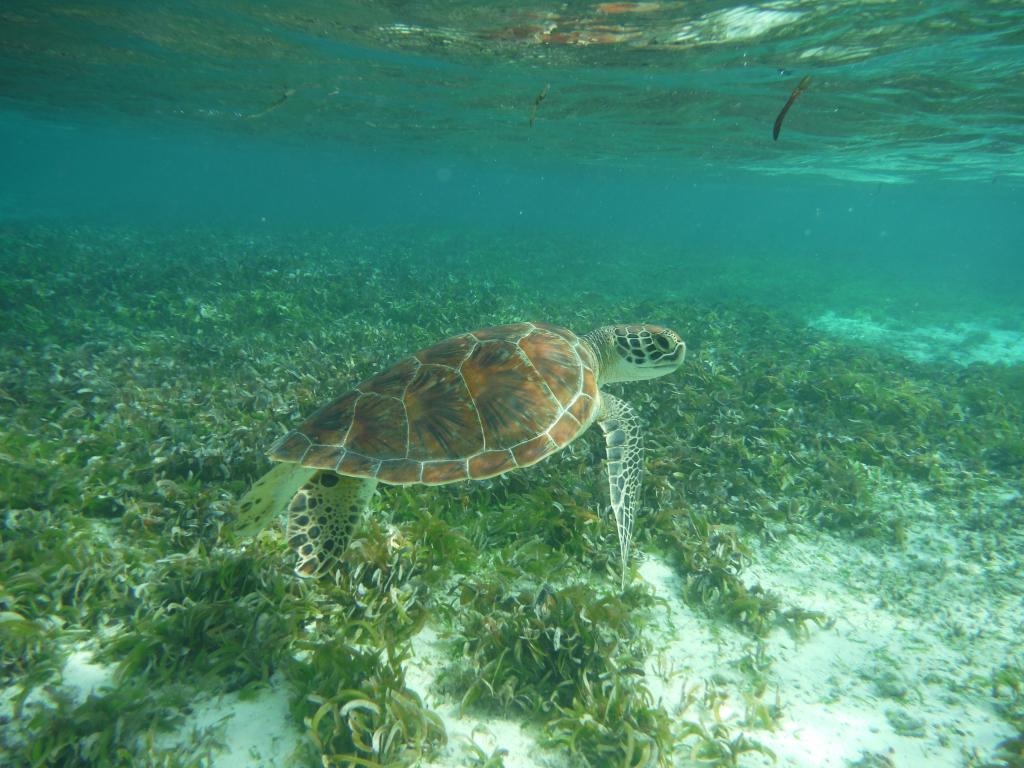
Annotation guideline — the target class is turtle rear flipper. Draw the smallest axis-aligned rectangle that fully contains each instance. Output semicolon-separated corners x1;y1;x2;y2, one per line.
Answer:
231;462;316;539
287;472;378;578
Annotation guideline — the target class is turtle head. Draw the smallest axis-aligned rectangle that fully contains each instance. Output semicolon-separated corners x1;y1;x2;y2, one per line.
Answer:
589;324;686;384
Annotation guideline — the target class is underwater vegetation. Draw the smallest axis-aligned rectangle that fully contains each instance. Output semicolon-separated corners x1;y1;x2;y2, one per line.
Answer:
446;580;670;765
287;636;446;767
1;223;1021;766
657;508;829;639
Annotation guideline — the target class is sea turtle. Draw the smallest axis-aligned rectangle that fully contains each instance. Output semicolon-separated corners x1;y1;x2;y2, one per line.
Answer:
232;322;685;585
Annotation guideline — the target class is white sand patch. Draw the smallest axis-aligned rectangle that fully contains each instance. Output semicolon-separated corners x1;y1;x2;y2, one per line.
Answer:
638;536;1016;764
158;674;303;768
0;643;114;726
631;476;1020;766
62;647;115;702
810;311;1024;365
754;491;1015;765
402;478;1019;766
637;556;776;767
636;556;741;711
0;638;304;766
406;625;570;768
744;536;1012;767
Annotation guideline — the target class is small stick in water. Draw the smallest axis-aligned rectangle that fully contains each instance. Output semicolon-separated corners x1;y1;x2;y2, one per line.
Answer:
772;75;811;140
244;87;295;120
529;83;550;127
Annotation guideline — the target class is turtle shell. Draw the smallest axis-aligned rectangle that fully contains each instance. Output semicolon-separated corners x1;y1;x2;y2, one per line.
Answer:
270;322;600;485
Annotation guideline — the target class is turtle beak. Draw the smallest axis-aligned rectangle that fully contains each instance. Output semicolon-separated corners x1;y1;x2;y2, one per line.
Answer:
655;342;685;368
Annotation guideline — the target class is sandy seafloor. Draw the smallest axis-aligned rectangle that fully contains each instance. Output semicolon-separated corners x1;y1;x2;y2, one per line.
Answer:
143;482;1024;768
47;467;1023;768
1;225;1022;768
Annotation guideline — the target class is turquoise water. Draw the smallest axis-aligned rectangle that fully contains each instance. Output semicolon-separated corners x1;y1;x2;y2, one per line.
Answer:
2;2;1023;322
4;1;1024;181
2;3;1024;768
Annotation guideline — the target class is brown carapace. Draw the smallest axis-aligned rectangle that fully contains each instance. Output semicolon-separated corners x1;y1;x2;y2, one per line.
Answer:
270;322;600;485
232;321;685;586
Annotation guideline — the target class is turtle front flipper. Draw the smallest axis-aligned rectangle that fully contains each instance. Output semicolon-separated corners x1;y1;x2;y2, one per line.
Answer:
597;392;644;589
231;462;317;539
286;472;378;578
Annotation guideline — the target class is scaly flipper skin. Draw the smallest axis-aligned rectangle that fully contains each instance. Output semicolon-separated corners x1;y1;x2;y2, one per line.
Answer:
286;472;377;578
597;392;644;588
231;462;316;539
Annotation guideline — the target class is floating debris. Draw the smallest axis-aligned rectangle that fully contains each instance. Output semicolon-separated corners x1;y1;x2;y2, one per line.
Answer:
243;87;295;120
772;74;811;140
529;82;550;127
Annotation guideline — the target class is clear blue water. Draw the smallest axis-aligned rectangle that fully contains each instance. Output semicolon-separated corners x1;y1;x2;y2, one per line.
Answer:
2;1;1022;326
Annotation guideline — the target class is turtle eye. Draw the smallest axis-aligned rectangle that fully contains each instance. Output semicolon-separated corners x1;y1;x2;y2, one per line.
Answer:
655;334;672;352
